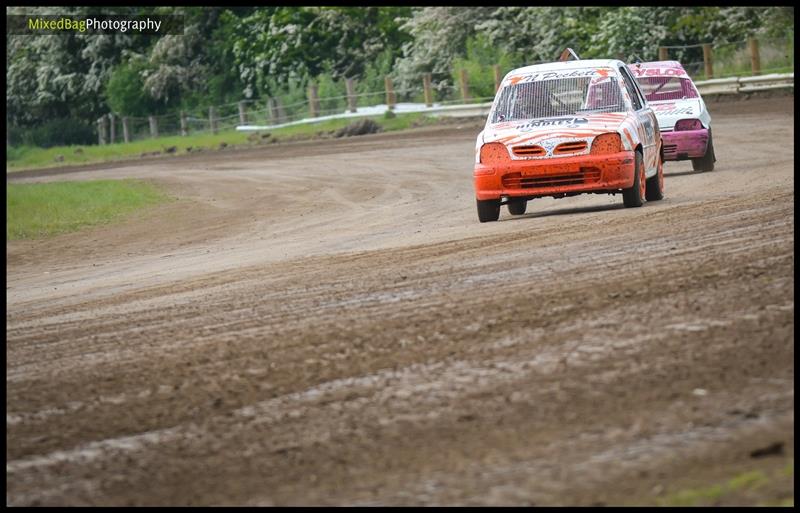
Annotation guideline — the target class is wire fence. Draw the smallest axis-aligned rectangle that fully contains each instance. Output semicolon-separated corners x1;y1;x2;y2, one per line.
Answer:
99;77;475;143
97;35;794;144
659;35;794;81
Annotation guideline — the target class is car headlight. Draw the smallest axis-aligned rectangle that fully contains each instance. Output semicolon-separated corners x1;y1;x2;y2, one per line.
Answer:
674;118;703;131
590;133;622;155
479;142;511;164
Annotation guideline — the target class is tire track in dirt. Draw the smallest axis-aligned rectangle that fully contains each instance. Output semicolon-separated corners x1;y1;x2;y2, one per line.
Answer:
6;96;794;505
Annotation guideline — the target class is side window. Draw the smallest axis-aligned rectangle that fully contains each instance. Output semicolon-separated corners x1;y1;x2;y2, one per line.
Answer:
630;71;649;106
618;66;644;110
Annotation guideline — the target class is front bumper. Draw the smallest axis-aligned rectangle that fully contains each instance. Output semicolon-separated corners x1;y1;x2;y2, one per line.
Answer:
474;151;636;201
662;128;709;160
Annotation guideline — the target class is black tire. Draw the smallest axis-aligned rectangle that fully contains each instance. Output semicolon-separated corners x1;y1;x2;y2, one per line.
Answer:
507;198;527;215
645;152;664;201
623;151;646;208
476;198;501;222
691;130;716;172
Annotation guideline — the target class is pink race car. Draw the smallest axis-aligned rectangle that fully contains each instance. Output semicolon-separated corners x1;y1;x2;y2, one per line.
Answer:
629;60;716;172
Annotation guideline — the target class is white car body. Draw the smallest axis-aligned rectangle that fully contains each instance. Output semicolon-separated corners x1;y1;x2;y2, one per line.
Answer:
629;60;713;162
472;57;664;221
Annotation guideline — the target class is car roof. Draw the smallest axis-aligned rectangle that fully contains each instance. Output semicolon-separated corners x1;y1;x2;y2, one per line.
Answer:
628;60;693;80
629;60;687;71
506;59;627;78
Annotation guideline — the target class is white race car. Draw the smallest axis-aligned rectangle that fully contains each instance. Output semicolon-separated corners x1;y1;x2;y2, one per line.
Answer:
629;60;716;172
473;52;663;222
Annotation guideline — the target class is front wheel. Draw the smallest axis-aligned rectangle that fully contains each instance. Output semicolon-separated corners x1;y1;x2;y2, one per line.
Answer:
476;198;501;222
507;198;527;215
645;152;664;201
622;151;646;208
692;130;716;172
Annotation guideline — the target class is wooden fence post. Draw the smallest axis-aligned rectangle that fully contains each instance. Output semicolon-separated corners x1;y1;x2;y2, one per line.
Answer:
209;107;217;134
345;78;357;113
493;64;502;92
108;113;116;144
308;84;319;118
97;117;106;145
148;116;158;138
459;68;470;102
384;76;396;110
267;98;277;124
276;98;287;124
658;46;668;61
180;111;188;136
238;101;247;125
748;37;761;75
423;73;433;107
702;44;714;79
122;117;130;143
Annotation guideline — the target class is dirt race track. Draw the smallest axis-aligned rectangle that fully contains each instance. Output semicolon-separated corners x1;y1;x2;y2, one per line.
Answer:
6;96;794;506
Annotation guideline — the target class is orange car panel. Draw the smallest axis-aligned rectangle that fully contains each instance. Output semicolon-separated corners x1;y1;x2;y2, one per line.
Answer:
474;59;662;204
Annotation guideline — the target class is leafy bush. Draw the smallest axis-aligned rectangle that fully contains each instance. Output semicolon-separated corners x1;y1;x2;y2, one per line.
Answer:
357;48;395;106
451;35;520;102
12;118;96;148
270;74;312;122
316;69;348;114
106;60;160;117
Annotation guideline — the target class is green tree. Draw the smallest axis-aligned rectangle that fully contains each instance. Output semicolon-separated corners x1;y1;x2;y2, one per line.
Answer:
6;5;156;127
231;7;324;96
586;7;679;60
394;7;497;93
477;7;603;63
106;60;158;116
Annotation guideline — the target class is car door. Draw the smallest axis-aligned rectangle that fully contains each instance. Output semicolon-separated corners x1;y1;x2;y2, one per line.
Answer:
619;65;659;177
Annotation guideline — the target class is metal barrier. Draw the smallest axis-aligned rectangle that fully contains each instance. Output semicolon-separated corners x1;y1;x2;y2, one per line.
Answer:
693;77;740;95
694;73;794;95
738;73;795;93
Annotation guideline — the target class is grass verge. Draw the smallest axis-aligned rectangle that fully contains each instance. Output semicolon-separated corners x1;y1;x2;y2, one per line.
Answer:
6;112;442;173
653;459;794;507
7;179;169;240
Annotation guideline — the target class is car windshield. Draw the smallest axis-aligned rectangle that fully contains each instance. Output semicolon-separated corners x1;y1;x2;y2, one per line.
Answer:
491;74;626;123
636;76;699;102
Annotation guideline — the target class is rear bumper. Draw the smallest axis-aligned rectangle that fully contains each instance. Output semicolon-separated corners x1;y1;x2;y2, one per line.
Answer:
662;129;708;160
474;151;636;201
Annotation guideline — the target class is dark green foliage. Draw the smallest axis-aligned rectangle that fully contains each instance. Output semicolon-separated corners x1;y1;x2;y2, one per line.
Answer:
451;35;522;102
12;118;96;148
6;6;794;148
106;61;160;117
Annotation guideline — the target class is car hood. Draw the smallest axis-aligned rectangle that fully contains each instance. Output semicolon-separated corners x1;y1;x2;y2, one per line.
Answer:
482;113;628;146
648;99;704;130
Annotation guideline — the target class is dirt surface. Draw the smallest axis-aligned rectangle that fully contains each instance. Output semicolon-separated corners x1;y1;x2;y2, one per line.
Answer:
6;96;794;506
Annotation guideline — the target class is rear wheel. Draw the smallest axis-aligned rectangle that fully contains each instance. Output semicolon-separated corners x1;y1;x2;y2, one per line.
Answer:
476;198;501;222
645;152;664;201
623;151;646;208
507;198;527;215
691;130;716;172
